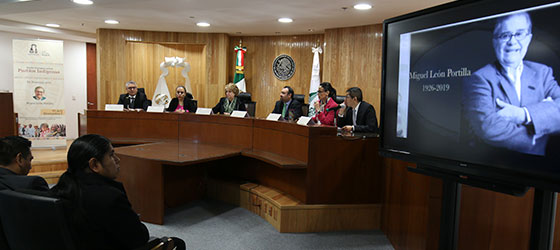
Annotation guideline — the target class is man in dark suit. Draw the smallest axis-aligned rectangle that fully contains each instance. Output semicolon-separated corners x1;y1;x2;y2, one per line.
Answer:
117;81;150;111
272;85;302;120
337;87;378;133
0;136;48;191
462;12;560;156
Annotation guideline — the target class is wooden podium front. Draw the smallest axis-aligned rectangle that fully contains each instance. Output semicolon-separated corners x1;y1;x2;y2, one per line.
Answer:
0;93;17;137
83;110;382;225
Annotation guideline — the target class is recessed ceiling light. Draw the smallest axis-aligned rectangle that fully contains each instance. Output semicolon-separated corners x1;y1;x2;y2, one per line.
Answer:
45;24;60;28
353;3;372;10
104;19;119;24
72;0;93;5
196;22;210;27
278;18;293;23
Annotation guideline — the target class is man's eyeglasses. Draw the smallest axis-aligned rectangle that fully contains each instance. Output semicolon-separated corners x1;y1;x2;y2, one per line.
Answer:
127;86;137;90
494;30;531;42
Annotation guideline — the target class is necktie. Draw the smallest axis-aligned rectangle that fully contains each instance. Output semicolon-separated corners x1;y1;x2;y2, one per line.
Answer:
130;97;135;107
282;103;288;117
352;108;358;126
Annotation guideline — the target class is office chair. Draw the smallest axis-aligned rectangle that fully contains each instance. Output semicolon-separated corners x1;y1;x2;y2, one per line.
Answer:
238;92;256;117
293;94;309;117
334;95;346;104
0;189;175;250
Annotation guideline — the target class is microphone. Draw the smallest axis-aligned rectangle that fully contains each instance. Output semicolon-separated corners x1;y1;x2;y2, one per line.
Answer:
326;104;345;112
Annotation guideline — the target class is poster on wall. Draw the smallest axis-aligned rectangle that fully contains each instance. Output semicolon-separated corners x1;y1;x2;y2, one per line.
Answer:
13;39;66;148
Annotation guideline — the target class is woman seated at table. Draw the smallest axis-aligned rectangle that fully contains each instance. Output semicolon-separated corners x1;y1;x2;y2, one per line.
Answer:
167;86;196;113
312;82;338;126
212;83;246;115
51;134;185;250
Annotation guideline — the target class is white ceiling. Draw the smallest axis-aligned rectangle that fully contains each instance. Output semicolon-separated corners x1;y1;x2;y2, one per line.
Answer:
0;0;452;43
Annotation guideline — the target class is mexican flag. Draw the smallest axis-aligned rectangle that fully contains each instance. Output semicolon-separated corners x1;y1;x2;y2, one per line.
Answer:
234;44;247;92
308;46;322;117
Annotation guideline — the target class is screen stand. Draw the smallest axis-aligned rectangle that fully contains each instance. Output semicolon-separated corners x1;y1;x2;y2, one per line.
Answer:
439;178;461;250
529;189;557;250
408;164;555;250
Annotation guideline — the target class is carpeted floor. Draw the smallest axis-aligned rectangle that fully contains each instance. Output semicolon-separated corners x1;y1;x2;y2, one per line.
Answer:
145;199;394;250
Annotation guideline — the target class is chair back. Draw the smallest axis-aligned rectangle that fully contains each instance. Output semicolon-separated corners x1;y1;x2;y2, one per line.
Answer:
0;189;77;250
334;95;345;104
238;92;256;117
302;104;309;117
293;94;305;104
138;88;146;95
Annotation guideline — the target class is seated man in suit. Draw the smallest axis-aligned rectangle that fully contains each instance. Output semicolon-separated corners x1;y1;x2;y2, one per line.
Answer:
272;85;302;120
117;81;150;111
0;136;48;191
337;87;379;133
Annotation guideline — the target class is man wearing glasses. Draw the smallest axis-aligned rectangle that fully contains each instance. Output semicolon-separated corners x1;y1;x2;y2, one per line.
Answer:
463;12;560;156
337;87;378;133
117;81;150;111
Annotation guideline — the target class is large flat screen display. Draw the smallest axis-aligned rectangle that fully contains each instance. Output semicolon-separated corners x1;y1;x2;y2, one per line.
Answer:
381;0;560;190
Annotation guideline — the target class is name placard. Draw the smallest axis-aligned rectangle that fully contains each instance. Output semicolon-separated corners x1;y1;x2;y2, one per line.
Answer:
297;116;313;126
266;113;281;121
146;106;165;113
196;108;213;115
230;111;248;118
105;104;124;111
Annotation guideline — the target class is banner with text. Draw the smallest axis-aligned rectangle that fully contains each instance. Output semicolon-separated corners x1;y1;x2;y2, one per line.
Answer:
13;39;66;148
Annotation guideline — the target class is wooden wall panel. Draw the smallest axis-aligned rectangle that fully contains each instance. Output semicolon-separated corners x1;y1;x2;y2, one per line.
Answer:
228;35;324;118
382;158;560;250
323;24;383;122
0;93;16;137
125;42;206;103
97;29;229;108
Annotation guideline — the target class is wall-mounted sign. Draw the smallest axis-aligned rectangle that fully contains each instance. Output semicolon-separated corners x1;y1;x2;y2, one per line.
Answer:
273;54;295;81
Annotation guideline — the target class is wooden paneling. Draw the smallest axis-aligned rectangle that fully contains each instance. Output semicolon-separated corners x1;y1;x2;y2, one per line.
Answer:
117;153;164;224
86;43;97;110
228;35;324;118
98;28;382;119
0;93;16;137
382;158;560;250
381;158;439;250
323;24;383;122
125;42;206;102
97;29;229;109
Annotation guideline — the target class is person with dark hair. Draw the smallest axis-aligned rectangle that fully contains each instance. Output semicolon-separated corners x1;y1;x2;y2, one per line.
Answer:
337;87;379;133
463;12;560;156
51;134;185;250
0;136;48;191
167;85;197;113
272;85;302;120
311;82;338;125
212;83;246;114
117;81;150;111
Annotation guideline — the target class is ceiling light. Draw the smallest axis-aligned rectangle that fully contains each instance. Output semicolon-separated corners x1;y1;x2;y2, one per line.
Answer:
278;18;293;23
353;3;372;10
72;0;93;5
196;22;210;27
104;19;119;24
45;24;60;28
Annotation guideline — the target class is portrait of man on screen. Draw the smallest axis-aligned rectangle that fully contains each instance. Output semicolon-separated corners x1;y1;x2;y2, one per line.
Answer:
462;12;560;156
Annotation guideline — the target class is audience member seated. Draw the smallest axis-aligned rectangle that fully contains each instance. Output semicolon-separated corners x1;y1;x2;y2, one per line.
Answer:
167;86;197;113
311;82;338;126
117;81;150;111
0;136;48;191
212;83;246;115
272;85;303;121
337;87;379;133
50;134;186;250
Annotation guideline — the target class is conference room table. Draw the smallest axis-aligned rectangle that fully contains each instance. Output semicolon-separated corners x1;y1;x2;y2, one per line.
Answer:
79;110;382;224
